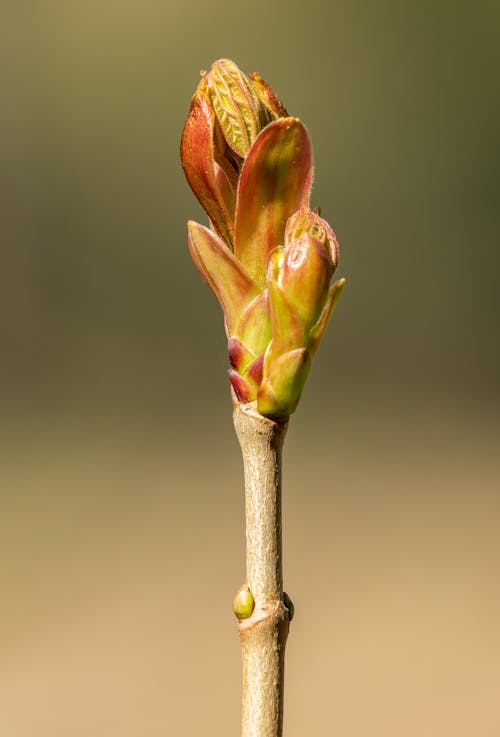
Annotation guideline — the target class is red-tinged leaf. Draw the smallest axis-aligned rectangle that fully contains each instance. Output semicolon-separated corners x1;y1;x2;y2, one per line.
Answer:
188;221;259;332
181;86;235;247
249;72;288;118
309;278;346;355
280;234;333;329
285;207;339;270
228;370;255;403
234;291;271;356
234;118;313;287
267;280;306;361
228;336;255;371
246;352;265;386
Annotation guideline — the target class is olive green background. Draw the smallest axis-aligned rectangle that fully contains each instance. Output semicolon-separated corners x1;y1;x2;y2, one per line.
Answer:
2;1;499;735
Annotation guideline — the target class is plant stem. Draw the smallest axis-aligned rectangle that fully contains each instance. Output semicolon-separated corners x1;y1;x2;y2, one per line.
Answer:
233;401;291;737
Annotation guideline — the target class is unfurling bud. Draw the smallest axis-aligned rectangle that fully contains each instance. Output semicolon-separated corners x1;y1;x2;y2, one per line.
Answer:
181;59;287;249
233;584;255;619
181;59;345;419
206;59;277;160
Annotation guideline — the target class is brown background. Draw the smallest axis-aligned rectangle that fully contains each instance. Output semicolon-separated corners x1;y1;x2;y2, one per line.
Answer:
2;1;499;735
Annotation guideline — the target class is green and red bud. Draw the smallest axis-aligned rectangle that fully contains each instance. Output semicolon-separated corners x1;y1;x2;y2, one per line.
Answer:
256;209;342;417
276;234;333;329
181;59;288;248
181;59;345;419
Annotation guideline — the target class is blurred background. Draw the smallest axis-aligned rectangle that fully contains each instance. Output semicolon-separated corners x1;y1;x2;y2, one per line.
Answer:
1;1;499;735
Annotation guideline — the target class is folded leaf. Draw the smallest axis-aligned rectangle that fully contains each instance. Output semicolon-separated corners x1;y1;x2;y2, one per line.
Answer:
279;234;333;329
188;221;259;332
206;58;265;159
309;278;346;355
181;85;235;248
234;118;313;287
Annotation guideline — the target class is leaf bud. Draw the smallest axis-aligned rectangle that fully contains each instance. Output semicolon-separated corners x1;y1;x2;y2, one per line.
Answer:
233;584;255;619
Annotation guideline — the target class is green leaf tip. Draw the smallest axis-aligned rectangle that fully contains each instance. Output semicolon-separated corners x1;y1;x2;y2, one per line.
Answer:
233;584;255;619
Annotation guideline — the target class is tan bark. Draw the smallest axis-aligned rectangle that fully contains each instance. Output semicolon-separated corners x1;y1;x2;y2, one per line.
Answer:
233;401;291;737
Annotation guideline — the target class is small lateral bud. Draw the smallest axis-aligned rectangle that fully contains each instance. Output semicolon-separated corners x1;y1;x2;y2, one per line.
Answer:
233;584;255;619
283;591;295;621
